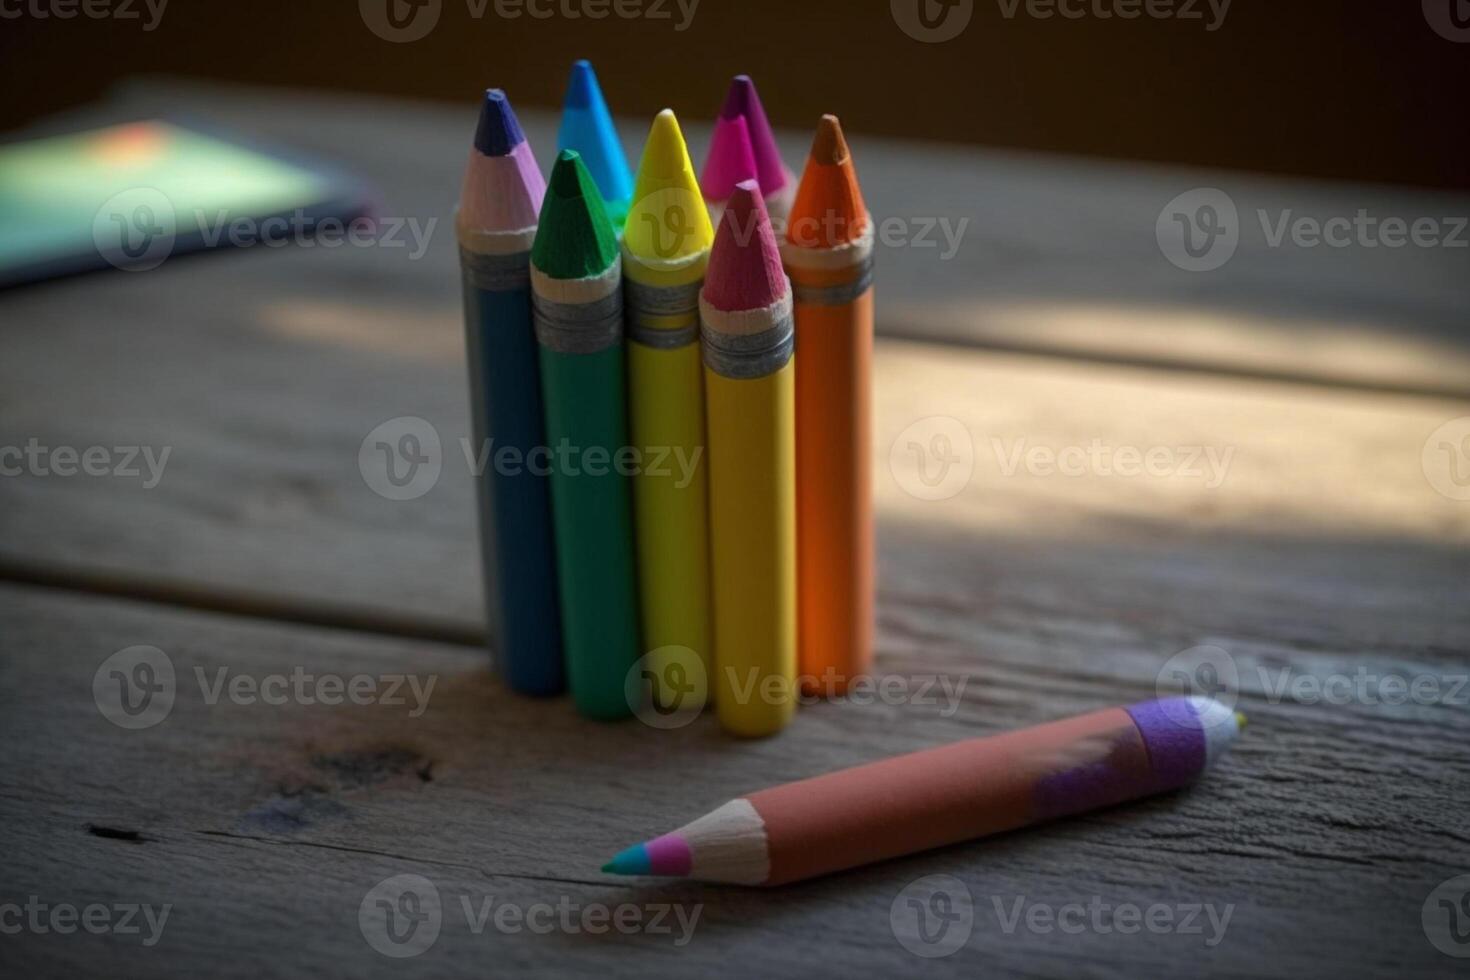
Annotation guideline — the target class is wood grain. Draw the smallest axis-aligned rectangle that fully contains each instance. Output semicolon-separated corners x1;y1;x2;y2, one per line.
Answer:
1;81;1468;978
13;77;1470;395
2;582;1467;977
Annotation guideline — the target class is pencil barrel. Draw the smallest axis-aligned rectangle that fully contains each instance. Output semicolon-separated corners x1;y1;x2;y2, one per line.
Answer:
627;332;711;710
535;289;641;720
460;263;564;697
704;359;797;737
749;706;1158;884
792;275;875;694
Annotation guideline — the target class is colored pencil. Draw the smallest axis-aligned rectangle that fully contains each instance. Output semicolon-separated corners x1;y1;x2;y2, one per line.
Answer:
623;109;716;709
700;180;797;737
783;116;874;696
456;89;563;696
700;110;758;226
701;75;795;225
532;149;640;720
604;697;1245;885
557;59;633;232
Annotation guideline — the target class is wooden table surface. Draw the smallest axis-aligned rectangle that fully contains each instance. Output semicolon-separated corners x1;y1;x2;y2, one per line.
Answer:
2;81;1468;978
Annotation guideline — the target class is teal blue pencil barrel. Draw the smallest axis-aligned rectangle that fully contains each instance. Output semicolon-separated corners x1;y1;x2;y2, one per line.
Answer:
557;60;633;231
457;90;563;696
532;150;640;720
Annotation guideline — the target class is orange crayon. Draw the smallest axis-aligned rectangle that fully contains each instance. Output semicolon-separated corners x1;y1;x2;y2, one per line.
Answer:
782;116;874;695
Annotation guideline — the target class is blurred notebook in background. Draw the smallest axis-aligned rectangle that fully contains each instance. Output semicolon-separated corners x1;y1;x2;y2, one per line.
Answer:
0;120;372;288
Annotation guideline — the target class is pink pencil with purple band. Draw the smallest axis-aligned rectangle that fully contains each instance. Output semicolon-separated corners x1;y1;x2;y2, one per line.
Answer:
605;697;1244;885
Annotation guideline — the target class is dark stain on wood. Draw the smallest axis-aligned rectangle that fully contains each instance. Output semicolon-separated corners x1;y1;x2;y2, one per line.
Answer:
85;824;152;843
309;746;434;788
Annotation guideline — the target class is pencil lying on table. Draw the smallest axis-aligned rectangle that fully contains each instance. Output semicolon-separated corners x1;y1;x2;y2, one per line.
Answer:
603;697;1244;885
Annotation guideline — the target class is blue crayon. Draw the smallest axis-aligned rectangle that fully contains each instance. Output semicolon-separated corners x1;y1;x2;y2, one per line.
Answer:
556;59;633;230
457;90;563;695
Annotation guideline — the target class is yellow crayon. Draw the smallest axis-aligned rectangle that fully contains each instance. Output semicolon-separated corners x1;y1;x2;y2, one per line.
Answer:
623;110;715;711
700;179;797;737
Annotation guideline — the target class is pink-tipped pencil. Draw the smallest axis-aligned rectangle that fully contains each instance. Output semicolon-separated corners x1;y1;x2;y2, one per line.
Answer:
604;697;1244;885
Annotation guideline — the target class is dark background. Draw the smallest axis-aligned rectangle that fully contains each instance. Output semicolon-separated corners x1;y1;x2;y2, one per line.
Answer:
1;0;1466;188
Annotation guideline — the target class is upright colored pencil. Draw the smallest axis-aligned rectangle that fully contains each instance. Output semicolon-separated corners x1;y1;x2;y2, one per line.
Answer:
700;180;797;737
783;116;874;696
456;89;563;696
557;60;633;232
623;110;715;708
604;697;1245;885
701;75;795;225
532;150;640;720
700;110;758;225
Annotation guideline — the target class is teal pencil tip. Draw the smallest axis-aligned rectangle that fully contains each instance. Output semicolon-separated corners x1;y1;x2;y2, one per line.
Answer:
565;59;599;109
602;844;652;876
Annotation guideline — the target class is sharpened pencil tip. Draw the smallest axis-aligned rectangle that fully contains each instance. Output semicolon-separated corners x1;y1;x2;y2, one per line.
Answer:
811;114;849;167
550;149;585;196
602;843;653;876
565;59;599;109
473;88;526;157
720;74;755;119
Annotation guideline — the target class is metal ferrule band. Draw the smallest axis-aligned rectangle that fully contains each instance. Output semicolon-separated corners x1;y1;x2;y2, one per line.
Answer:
460;247;532;291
